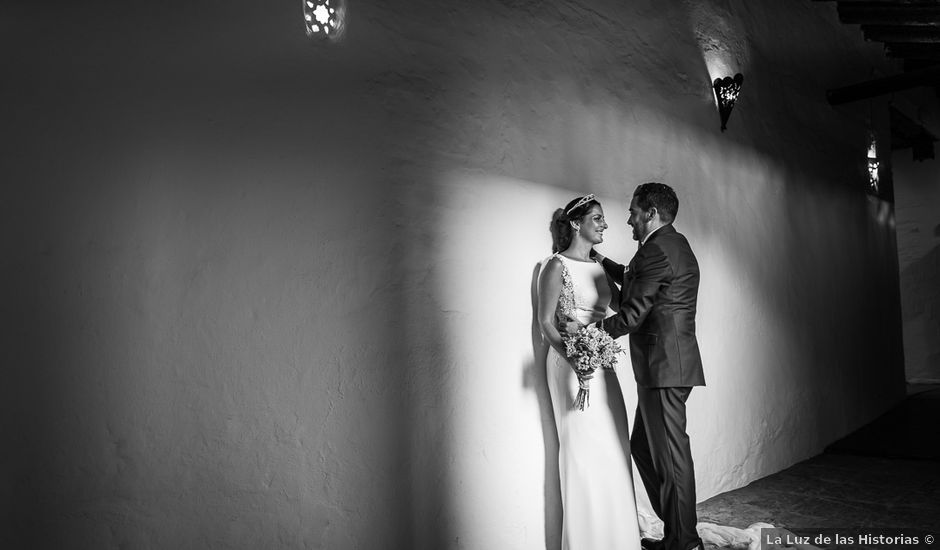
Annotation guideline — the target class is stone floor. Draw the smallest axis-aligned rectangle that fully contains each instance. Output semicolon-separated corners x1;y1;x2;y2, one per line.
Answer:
695;385;940;546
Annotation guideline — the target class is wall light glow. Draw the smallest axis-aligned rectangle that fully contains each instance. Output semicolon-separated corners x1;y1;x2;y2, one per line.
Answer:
687;4;749;113
703;50;736;96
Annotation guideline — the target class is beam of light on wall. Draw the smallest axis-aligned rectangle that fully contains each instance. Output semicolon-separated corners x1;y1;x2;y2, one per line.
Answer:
428;141;880;533
429;158;802;546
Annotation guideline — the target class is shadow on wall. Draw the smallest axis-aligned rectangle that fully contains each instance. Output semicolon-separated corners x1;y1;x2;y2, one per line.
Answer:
526;260;563;550
900;243;940;378
4;1;425;547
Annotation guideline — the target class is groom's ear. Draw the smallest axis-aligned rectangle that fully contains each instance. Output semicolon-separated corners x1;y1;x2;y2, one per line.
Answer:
647;207;658;220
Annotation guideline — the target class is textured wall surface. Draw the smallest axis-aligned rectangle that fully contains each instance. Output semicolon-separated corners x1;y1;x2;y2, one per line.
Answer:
893;151;940;383
3;0;906;548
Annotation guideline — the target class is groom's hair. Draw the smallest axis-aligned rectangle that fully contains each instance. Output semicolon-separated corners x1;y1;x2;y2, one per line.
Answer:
634;182;678;223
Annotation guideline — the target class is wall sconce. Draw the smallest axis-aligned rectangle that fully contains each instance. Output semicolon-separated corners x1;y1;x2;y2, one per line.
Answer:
867;132;880;194
303;0;346;41
713;73;743;132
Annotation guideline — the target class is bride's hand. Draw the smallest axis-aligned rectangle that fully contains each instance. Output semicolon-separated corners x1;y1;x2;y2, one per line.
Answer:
560;317;583;337
575;368;594;382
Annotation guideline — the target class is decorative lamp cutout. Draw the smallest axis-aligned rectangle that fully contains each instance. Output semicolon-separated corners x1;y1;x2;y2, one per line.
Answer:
713;73;743;132
867;132;880;194
304;0;346;41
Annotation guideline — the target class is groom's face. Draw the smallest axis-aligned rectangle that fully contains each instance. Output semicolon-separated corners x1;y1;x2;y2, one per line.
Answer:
627;196;651;242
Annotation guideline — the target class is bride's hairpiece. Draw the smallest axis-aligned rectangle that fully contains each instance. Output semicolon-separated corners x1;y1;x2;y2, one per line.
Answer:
565;194;596;215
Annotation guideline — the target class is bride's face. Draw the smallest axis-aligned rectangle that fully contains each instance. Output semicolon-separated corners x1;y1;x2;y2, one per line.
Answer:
574;204;607;244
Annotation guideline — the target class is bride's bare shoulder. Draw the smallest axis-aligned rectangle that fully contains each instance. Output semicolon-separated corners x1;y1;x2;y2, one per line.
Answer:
544;255;563;271
539;256;563;283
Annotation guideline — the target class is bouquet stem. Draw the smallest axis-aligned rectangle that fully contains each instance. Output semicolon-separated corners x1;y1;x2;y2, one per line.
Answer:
573;376;591;411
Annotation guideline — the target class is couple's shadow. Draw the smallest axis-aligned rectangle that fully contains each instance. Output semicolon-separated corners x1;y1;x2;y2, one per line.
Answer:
524;260;563;550
524;260;636;550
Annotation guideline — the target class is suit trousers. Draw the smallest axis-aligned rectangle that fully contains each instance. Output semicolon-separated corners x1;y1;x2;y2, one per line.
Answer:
632;386;702;550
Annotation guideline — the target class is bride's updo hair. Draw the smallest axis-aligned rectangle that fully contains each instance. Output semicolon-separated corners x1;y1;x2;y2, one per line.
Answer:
550;194;601;253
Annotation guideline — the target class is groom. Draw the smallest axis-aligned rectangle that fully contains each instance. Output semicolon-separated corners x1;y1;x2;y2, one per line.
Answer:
569;182;705;550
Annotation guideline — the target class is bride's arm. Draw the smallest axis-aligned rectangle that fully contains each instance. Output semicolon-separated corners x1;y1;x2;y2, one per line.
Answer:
537;257;568;357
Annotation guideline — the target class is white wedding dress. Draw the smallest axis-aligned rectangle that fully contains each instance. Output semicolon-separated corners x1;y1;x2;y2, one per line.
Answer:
544;254;642;550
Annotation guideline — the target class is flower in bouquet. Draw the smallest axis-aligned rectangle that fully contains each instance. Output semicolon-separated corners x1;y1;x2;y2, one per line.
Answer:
563;324;623;411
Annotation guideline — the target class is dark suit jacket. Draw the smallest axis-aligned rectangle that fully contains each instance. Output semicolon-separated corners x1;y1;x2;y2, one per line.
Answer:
600;224;705;388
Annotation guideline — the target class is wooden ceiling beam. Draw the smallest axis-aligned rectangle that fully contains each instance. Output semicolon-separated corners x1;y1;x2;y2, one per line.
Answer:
862;24;940;41
838;4;940;25
885;41;940;57
827;64;940;104
903;58;940;71
833;0;940;5
823;0;940;3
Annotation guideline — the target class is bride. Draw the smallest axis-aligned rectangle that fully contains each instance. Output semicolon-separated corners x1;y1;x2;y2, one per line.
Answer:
537;194;642;550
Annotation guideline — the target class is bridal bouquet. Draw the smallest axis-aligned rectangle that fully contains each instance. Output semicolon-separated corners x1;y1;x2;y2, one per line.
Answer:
564;324;623;411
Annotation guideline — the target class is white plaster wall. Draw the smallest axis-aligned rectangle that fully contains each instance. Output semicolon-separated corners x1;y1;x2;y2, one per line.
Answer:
3;0;906;548
893;151;940;383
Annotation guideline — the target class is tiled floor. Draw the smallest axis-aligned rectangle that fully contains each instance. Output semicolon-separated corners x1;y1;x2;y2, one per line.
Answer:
696;386;940;543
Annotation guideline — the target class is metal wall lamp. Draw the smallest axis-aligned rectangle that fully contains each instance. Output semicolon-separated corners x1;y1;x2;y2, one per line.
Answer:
304;0;346;41
713;73;744;132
